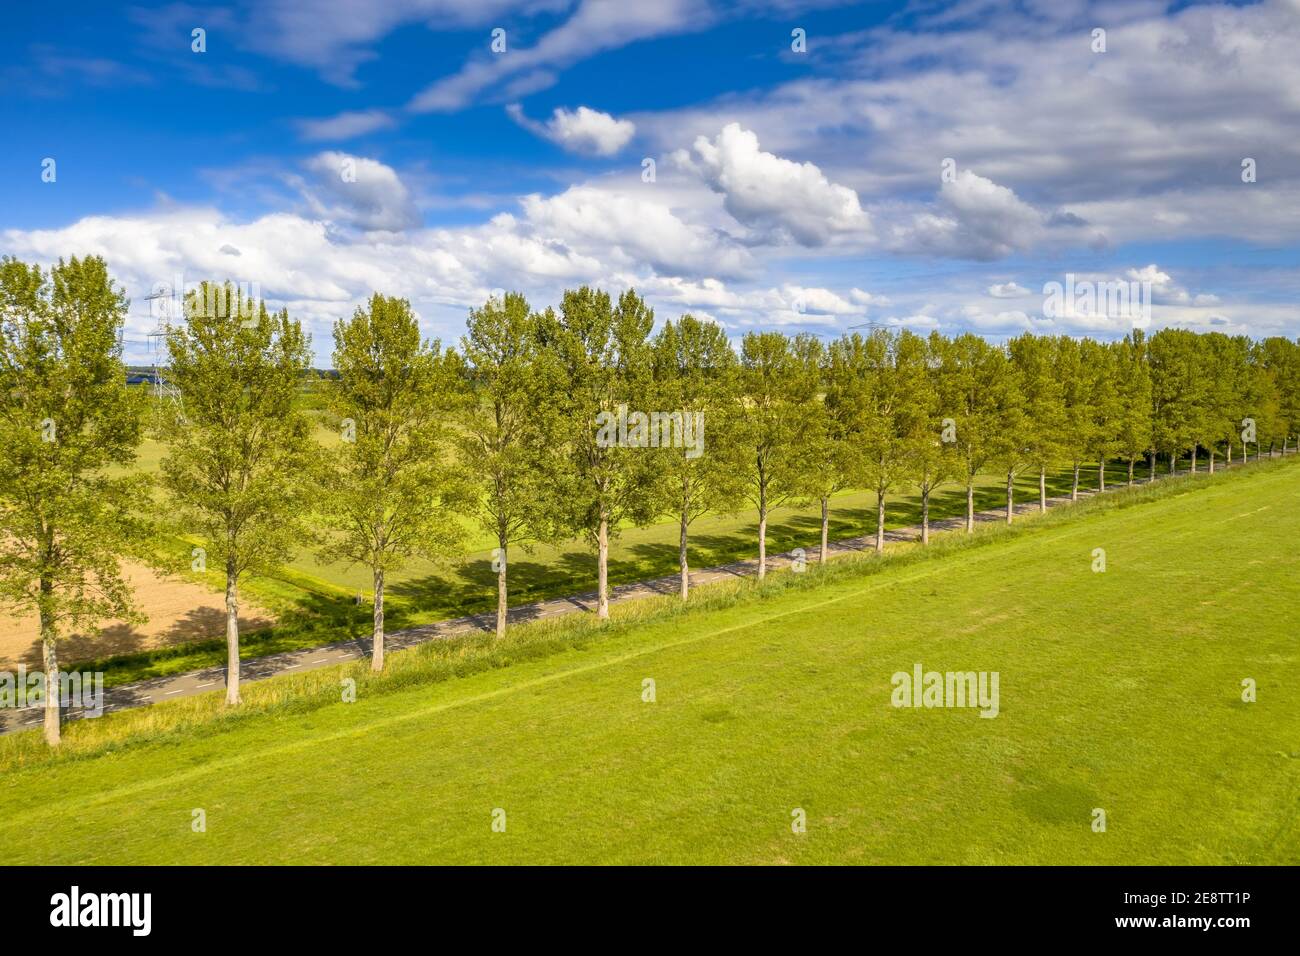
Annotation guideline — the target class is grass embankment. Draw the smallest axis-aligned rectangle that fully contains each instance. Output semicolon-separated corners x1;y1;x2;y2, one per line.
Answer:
3;455;1296;864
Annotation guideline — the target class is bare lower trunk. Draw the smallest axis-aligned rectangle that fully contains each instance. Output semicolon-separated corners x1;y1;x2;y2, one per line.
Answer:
1169;453;1176;476
597;514;610;619
1039;468;1047;512
225;562;241;706
757;503;768;579
1005;470;1014;523
876;493;886;551
41;610;60;747
1098;459;1106;493
1191;445;1198;473
1071;464;1079;501
371;566;385;672
964;480;974;533
819;496;829;564
496;539;508;639
921;487;930;544
1227;439;1233;465
1208;448;1215;474
678;510;689;600
1148;450;1156;480
1127;458;1135;486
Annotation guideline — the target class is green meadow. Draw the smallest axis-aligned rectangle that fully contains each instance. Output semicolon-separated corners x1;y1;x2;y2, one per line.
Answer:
3;454;1296;864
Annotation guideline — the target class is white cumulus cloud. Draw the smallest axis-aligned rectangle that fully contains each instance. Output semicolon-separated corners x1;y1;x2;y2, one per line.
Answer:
506;104;636;156
682;123;870;247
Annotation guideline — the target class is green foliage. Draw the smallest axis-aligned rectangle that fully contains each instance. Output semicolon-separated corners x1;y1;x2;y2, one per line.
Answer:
161;284;315;582
320;293;465;575
0;256;149;675
648;314;746;578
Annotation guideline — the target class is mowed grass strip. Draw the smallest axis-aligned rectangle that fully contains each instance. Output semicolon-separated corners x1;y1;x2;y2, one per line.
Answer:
3;462;1298;864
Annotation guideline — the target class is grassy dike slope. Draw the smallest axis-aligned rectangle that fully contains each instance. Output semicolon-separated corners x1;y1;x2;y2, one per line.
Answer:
3;461;1298;864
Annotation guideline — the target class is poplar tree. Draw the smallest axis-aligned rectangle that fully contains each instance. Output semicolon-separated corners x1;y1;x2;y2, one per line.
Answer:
737;331;818;576
826;330;899;548
540;287;656;618
650;314;743;595
459;293;550;638
1246;341;1280;460
1259;337;1300;454
161;283;314;705
1149;329;1203;475
1056;336;1092;497
0;256;148;745
900;331;958;541
320;294;466;670
790;334;848;564
1080;338;1122;491
1009;333;1065;511
949;334;1005;530
1114;331;1154;485
982;345;1028;523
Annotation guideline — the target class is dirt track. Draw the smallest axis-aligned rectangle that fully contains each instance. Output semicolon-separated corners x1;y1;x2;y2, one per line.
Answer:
0;562;274;667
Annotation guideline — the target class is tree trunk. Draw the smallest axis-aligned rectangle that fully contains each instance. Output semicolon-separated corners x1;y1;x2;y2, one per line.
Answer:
41;608;60;747
1191;445;1198;473
964;480;974;534
1098;459;1106;493
225;561;241;706
1127;458;1135;486
496;538;508;639
597;514;610;618
1227;438;1233;465
921;487;930;544
1071;464;1079;501
1208;448;1215;474
876;493;886;551
1005;470;1014;523
819;496;829;564
1039;467;1047;512
1169;452;1176;476
1148;450;1156;481
678;509;689;600
371;566;385;672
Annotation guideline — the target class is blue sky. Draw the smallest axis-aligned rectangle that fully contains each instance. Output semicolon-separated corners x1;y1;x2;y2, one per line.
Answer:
2;0;1297;364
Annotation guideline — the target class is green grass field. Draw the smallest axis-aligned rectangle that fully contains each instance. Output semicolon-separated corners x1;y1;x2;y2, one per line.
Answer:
4;455;1296;864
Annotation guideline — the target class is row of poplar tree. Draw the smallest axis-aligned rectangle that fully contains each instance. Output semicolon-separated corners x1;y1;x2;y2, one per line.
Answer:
3;256;1298;745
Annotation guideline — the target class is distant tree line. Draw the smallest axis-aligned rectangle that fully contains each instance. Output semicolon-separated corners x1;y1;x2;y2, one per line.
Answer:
3;255;1298;745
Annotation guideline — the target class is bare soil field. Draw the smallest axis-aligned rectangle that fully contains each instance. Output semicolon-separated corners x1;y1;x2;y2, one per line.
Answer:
0;562;274;666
